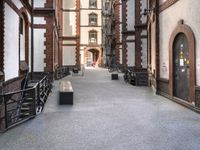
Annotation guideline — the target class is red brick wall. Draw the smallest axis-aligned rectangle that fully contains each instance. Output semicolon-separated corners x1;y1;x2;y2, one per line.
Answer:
135;0;142;67
44;16;54;72
75;0;80;66
115;0;121;64
121;0;128;66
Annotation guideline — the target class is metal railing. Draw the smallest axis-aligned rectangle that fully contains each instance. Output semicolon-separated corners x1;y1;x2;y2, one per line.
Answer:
55;66;70;80
0;75;51;131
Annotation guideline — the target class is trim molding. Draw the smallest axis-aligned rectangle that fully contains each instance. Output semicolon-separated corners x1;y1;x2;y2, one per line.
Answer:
159;0;179;13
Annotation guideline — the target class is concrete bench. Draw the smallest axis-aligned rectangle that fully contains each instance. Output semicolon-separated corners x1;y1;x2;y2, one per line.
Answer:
59;81;73;105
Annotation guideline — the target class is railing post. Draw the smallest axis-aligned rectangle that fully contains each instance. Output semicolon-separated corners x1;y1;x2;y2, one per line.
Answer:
34;87;37;116
4;98;7;129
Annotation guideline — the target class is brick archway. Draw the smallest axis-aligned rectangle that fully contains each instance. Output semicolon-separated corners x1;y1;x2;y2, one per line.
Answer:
84;47;102;67
169;21;196;103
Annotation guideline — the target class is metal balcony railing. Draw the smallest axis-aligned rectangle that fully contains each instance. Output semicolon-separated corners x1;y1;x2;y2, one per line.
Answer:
0;74;51;132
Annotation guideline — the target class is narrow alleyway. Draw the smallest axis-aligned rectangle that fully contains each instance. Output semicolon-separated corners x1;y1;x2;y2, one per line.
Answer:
0;68;200;150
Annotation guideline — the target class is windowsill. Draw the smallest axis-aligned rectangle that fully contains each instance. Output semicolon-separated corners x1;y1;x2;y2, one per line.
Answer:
89;7;97;9
89;24;98;27
89;42;97;45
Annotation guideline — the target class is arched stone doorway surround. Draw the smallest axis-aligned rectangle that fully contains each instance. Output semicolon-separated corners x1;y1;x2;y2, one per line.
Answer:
169;20;196;103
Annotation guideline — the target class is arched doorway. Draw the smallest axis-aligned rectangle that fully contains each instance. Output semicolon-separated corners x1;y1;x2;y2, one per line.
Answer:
85;48;101;67
173;33;189;100
169;21;196;103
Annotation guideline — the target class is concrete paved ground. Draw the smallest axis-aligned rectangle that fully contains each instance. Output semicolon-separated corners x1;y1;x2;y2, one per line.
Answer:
0;68;200;150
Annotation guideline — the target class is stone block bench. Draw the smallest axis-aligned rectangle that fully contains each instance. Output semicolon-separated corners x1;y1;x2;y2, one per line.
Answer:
59;81;73;105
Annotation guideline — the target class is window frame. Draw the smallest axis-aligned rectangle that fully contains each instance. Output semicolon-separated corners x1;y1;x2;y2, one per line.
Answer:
89;30;98;44
89;0;97;8
89;13;98;26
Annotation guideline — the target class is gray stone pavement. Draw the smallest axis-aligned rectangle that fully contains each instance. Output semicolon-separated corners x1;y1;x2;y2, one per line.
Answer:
0;68;200;150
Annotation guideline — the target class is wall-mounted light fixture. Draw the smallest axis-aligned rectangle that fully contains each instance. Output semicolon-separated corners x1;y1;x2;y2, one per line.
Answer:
142;7;155;16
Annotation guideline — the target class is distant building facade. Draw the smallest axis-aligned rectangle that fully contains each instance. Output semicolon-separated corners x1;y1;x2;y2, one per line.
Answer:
60;0;102;67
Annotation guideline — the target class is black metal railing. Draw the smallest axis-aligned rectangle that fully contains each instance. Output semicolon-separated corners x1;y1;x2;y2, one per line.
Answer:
55;66;70;80
123;67;149;86
0;75;51;131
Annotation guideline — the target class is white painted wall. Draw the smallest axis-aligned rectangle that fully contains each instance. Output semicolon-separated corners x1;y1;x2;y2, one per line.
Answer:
141;38;147;68
127;43;135;66
159;0;200;86
34;17;46;24
63;40;76;45
20;19;25;61
34;0;46;7
34;29;46;72
141;0;147;24
11;0;32;22
80;49;84;65
63;46;76;65
12;0;23;10
63;12;76;36
127;0;135;31
4;4;19;81
63;0;76;9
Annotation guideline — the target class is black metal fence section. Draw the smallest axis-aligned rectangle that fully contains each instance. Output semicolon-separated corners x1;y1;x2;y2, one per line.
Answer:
0;75;51;131
55;66;70;80
123;67;149;86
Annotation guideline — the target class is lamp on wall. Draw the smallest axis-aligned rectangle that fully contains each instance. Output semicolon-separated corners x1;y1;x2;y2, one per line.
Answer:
142;7;155;16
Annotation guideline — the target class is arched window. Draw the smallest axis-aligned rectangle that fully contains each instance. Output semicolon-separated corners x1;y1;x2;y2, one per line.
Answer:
89;30;97;44
89;13;97;26
89;0;97;8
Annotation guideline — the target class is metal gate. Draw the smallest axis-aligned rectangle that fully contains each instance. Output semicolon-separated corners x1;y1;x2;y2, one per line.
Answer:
173;33;189;101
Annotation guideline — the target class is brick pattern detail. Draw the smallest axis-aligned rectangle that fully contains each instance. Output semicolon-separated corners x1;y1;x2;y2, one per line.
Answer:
0;1;5;73
44;17;54;72
115;1;121;64
122;0;128;66
44;0;54;72
135;0;142;67
75;0;80;67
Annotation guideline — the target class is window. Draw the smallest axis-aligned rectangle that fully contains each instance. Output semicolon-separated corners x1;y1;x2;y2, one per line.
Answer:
89;31;97;44
105;2;109;10
89;0;97;8
89;13;97;26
